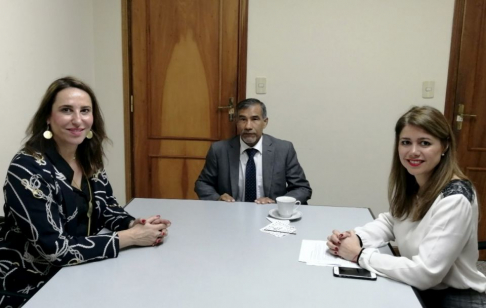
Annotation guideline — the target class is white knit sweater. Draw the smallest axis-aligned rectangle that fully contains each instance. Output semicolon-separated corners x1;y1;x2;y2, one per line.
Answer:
356;180;486;291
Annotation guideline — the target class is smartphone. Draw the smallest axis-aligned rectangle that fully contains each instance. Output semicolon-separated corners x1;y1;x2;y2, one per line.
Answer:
333;266;377;280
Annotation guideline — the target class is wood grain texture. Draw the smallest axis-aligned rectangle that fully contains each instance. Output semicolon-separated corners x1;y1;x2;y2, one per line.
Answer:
131;0;150;197
148;0;218;139
444;0;465;123
129;0;245;199
450;0;486;260
122;0;133;203
150;158;206;199
237;0;248;105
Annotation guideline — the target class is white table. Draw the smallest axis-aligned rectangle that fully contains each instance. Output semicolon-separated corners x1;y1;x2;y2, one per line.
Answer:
25;199;423;308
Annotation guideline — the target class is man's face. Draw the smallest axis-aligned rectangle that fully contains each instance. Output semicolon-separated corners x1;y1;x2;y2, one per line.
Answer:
236;104;268;147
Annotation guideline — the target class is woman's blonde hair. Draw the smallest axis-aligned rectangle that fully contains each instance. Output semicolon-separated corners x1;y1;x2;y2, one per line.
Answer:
388;106;467;221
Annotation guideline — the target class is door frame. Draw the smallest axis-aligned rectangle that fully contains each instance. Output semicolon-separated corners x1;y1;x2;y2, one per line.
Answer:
444;0;465;122
445;0;486;258
121;0;249;202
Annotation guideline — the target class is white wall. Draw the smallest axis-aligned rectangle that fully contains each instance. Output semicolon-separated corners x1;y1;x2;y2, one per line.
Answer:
93;0;126;206
246;0;455;215
0;0;95;215
0;1;456;217
0;0;126;216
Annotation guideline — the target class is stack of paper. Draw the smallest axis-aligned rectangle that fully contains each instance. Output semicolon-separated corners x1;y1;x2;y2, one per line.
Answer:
298;239;359;268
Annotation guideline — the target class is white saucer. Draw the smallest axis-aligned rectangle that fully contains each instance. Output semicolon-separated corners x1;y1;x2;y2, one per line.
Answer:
268;208;302;221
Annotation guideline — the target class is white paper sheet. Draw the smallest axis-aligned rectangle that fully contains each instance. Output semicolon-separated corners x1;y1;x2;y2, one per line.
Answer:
260;218;294;238
263;221;296;234
299;239;359;268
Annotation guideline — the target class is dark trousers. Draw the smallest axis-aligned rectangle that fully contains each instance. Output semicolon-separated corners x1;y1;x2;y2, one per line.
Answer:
418;288;486;308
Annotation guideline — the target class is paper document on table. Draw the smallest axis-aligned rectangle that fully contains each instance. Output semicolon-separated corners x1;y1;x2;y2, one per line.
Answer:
299;240;359;268
261;219;294;238
263;221;296;234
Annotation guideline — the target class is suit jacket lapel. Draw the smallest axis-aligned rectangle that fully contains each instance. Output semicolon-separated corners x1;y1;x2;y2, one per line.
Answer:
262;135;274;197
229;136;240;199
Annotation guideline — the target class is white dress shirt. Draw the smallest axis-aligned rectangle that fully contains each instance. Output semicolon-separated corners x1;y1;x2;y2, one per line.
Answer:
237;137;264;201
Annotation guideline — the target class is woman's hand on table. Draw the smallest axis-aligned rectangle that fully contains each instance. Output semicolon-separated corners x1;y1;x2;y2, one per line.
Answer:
120;215;171;248
129;215;171;229
326;229;362;262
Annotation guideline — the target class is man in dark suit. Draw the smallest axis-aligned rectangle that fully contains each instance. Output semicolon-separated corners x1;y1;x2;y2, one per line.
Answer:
195;98;312;204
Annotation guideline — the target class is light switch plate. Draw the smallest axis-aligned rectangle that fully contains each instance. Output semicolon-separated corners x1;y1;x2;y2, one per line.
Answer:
256;77;266;94
422;81;435;98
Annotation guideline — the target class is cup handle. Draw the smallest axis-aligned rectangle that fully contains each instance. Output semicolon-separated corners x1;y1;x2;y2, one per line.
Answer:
294;201;301;211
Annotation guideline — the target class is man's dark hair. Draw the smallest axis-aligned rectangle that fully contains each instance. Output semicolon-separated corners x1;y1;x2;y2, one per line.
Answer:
236;98;267;118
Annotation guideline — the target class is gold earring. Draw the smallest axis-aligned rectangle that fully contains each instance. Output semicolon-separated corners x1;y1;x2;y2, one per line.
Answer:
86;130;93;139
43;124;53;139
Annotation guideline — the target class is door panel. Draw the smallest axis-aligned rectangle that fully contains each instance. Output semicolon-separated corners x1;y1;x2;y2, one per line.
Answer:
147;0;219;139
449;0;486;259
151;158;206;199
130;0;244;199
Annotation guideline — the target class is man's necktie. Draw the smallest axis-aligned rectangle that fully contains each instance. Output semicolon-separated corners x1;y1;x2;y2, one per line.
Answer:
245;148;257;202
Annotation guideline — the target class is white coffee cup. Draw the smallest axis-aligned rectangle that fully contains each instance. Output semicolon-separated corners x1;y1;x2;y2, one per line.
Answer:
276;196;301;218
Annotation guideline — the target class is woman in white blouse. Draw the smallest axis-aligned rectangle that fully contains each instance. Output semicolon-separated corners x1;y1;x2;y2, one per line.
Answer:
327;106;486;307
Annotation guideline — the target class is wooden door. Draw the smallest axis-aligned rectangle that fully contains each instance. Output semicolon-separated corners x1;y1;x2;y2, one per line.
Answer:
129;0;247;199
446;0;486;259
